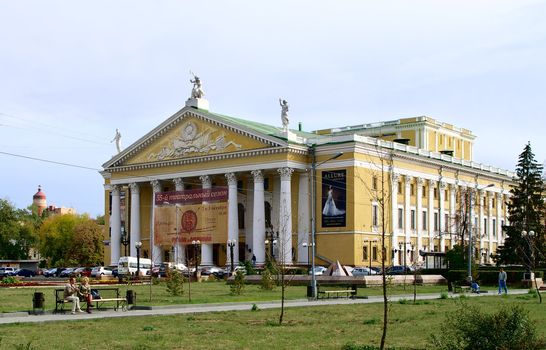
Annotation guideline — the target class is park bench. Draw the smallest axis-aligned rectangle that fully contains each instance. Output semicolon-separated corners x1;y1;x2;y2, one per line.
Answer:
451;282;471;294
54;287;127;313
317;285;357;299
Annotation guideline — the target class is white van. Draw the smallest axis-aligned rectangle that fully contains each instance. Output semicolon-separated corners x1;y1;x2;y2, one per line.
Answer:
118;256;152;276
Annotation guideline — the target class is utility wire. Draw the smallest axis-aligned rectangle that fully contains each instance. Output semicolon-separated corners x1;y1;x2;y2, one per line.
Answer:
0;151;101;171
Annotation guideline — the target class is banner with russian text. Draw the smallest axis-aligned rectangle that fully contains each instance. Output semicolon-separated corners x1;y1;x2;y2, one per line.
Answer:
153;188;228;245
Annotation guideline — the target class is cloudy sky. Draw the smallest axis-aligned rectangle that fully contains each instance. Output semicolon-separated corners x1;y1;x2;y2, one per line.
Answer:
1;1;545;216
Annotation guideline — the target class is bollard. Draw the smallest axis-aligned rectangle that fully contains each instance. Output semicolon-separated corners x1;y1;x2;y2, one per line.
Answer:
33;292;45;314
126;290;135;305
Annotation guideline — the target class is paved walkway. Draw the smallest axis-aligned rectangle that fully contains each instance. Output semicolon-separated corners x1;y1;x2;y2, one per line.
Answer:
0;289;529;325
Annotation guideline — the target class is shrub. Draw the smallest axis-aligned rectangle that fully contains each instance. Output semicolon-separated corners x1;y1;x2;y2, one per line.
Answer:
230;270;245;295
243;260;257;275
165;269;184;296
260;267;275;290
439;291;449;299
251;303;259;311
1;276;18;285
430;304;544;350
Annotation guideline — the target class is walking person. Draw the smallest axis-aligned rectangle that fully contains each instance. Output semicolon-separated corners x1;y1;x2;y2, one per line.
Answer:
64;277;84;314
498;267;508;295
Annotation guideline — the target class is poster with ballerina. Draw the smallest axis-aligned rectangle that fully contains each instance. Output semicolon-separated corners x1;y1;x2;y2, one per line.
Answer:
321;169;346;227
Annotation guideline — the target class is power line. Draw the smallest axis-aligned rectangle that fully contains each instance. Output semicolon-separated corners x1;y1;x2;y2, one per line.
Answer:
0;151;101;171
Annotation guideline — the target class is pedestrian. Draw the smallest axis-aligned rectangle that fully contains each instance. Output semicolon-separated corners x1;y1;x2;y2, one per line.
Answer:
498;267;508;294
64;277;84;314
79;276;93;313
251;254;256;267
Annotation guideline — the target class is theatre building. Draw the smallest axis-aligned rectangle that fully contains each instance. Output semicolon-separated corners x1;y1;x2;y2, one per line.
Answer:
101;85;514;268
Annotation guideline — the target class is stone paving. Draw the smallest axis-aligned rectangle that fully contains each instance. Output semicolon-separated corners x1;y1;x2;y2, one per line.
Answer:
0;289;530;325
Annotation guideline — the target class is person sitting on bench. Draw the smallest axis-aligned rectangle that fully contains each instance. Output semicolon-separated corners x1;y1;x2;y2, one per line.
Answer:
79;277;93;313
64;277;84;314
471;281;480;294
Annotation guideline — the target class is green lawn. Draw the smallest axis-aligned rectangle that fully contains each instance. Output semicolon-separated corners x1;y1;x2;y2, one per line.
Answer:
0;293;544;349
0;281;451;313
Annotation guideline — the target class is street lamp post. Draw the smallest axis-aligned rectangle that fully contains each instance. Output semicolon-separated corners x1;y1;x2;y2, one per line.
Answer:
135;241;142;278
192;240;201;279
309;148;343;299
121;226;129;257
467;183;494;282
227;239;236;276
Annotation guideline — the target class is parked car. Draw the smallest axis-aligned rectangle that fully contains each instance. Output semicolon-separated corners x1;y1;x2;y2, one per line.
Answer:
200;265;225;278
309;266;327;276
74;267;93;277
9;268;36;277
44;268;58;277
352;267;378;276
111;267;119;277
91;266;113;277
159;262;188;277
386;265;413;275
0;267;16;277
59;267;77;278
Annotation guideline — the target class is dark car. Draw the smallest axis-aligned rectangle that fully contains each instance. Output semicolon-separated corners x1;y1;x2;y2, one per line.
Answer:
10;268;36;277
386;266;413;275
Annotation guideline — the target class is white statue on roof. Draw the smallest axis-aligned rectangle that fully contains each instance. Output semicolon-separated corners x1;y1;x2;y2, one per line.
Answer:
111;128;122;153
190;72;205;99
279;98;289;132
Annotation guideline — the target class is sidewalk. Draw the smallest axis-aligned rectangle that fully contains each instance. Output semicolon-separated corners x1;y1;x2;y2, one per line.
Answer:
0;289;529;325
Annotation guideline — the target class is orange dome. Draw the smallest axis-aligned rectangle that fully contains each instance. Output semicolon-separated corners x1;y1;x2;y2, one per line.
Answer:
33;185;46;199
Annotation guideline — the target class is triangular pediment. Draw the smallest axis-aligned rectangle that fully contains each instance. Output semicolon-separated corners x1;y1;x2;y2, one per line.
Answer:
103;107;288;169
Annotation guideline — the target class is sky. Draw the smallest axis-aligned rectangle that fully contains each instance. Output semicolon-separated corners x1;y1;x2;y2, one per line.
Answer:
1;1;545;216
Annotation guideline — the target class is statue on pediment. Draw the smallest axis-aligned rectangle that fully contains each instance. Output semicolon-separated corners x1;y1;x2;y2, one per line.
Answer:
190;72;205;99
111;128;122;153
279;98;289;131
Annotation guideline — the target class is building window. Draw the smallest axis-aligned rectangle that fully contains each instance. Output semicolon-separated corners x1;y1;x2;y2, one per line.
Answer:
363;246;368;261
434;212;439;231
238;203;245;229
433;188;438;199
372;176;377;190
237;180;243;193
492;198;495;209
444;213;449;232
483;218;488;235
398;208;403;229
410;210;416;230
493;218;497;237
372;204;378;227
422;211;427;230
422;186;427;198
372;246;378;261
398;183;402;194
411;184;415;196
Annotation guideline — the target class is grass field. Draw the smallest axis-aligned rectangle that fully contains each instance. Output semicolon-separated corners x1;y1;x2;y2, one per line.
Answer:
0;293;544;350
0;280;451;313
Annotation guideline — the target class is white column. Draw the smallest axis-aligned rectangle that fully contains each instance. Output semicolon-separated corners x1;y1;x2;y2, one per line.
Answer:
391;173;399;264
479;191;485;262
449;184;457;248
439;181;446;252
278;167;294;265
297;172;310;265
225;173;239;265
150;180;162;265
496;193;503;245
199;175;214;266
428;180;435;251
404;175;412;265
173;178;186;264
129;183;140;257
110;185;122;266
272;176;281;229
416;178;424;261
245;177;254;261
251;170;266;265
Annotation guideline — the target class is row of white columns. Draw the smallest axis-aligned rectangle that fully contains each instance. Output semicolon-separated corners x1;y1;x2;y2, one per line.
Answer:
109;167;303;267
390;174;506;264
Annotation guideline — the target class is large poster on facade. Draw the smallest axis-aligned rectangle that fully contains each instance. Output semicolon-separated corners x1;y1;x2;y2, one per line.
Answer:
153;187;228;245
321;169;346;227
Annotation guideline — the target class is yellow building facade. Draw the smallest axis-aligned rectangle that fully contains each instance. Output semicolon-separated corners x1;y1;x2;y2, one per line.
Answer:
101;94;514;268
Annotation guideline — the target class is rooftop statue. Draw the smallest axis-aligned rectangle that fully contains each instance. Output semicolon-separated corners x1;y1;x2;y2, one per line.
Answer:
279;98;289;131
111;128;122;153
190;72;205;99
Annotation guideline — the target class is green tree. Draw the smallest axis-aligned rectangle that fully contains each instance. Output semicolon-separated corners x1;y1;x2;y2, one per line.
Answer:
497;142;545;266
39;213;104;266
0;199;38;259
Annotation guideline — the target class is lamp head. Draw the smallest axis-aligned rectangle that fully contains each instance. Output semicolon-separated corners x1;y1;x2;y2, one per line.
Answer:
135;241;142;249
